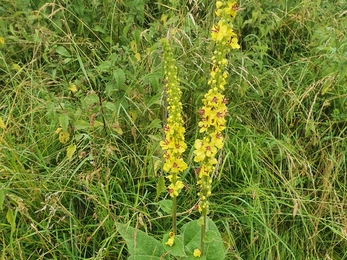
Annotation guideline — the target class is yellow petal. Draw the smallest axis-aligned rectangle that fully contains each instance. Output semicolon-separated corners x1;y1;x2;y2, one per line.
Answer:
59;131;70;144
193;248;202;257
66;144;76;160
68;84;78;93
54;127;63;134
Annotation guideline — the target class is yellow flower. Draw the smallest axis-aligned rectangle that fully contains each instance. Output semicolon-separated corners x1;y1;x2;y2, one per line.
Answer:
193;139;206;162
216;1;223;9
59;131;70;144
205;144;217;158
163;157;187;173
225;1;238;18
168;180;185;197
11;64;21;71
211;20;236;43
193;249;202;257
229;37;240;49
210;132;224;149
68;84;78;93
193;138;218;162
197;165;213;179
215;9;223;17
165;232;175;246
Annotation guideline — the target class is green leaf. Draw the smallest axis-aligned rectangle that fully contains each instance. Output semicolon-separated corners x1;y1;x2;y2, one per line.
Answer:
162;234;185;257
185;256;207;260
142;71;162;91
128;256;163;260
0;188;4;211
113;67;126;90
83;93;99;107
59;114;69;132
204;230;218;243
74;120;90;130
97;60;112;72
158;199;172;214
105;81;117;97
156;176;167;200
116;222;169;260
66;144;76;160
147;119;162;130
6;209;16;232
55;46;71;57
181;218;225;260
103;101;116;111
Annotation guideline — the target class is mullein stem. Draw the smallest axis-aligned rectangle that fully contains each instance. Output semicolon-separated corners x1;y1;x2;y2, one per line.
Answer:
200;209;207;255
172;195;177;234
172;172;178;234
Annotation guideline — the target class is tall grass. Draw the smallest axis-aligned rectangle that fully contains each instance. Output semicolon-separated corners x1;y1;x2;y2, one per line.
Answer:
1;0;347;259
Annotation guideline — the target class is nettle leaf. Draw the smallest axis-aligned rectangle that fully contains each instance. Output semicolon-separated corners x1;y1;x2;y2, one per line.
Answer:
74;120;90;130
142;71;162;91
83;93;99;108
103;101;117;111
97;60;112;72
116;222;169;260
105;81;117;97
59;114;69;132
181;218;225;260
113;67;126;90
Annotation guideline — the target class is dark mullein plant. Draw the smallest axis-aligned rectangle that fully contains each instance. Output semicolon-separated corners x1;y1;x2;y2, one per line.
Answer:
117;1;239;259
193;0;240;256
160;38;188;241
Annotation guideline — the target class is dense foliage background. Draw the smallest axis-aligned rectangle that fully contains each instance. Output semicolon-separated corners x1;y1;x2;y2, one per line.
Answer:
1;0;347;259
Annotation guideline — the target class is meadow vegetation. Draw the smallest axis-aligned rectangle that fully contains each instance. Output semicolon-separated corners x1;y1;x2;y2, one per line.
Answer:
1;0;347;259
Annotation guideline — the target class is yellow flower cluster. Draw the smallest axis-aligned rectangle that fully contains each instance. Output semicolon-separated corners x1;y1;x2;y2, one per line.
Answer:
194;0;239;214
212;1;240;49
160;38;188;198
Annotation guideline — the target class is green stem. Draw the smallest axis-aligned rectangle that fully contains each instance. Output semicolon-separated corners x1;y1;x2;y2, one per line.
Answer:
172;195;177;234
200;208;207;255
172;172;178;234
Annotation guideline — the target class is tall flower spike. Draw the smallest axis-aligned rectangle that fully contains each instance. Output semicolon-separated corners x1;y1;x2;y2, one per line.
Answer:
193;0;239;255
161;38;188;235
160;38;187;196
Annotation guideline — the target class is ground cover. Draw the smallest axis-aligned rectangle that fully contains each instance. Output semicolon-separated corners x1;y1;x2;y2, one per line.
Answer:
1;0;347;259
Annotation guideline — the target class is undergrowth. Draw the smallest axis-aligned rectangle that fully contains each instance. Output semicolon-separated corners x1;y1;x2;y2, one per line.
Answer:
1;0;347;259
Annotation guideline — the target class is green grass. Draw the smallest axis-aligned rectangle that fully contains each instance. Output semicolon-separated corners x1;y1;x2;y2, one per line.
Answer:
1;0;347;259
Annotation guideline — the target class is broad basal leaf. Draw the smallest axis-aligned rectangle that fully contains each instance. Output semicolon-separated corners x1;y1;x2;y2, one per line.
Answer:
116;222;169;260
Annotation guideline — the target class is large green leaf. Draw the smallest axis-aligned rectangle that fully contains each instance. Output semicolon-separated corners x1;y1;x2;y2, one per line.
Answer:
181;218;225;260
116;222;170;260
162;234;186;257
128;256;163;260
